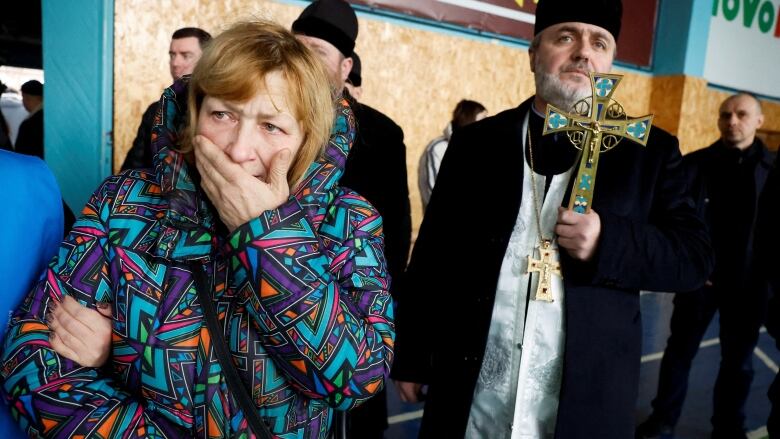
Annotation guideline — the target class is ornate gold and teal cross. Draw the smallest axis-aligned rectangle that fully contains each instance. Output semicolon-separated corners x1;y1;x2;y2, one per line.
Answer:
542;72;654;214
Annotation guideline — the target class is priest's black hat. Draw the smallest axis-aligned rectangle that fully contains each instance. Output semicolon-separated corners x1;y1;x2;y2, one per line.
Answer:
533;0;623;41
292;0;358;57
348;52;362;87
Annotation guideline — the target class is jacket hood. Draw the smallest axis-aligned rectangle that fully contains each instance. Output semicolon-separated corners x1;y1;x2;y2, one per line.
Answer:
143;78;355;261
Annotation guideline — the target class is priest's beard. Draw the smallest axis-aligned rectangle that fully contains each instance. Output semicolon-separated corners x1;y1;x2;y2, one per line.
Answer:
534;62;592;112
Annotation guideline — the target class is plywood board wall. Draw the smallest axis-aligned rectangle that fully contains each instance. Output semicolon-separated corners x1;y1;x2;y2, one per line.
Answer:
661;76;780;155
113;0;303;172
114;0;780;237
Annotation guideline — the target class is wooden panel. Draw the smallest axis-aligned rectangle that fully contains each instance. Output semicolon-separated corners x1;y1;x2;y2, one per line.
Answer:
612;72;654;120
113;0;301;172
648;75;685;135
114;0;780;239
355;20;534;234
677;76;727;155
114;0;533;238
761;105;780;150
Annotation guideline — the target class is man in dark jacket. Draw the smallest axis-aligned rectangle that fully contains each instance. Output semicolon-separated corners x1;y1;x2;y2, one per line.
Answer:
120;27;211;170
391;0;712;437
755;154;780;438
637;93;772;439
14;80;44;158
293;1;412;437
637;93;774;439
770;294;780;437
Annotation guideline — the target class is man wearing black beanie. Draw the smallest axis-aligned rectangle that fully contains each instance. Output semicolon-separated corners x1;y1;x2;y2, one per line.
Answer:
293;1;412;438
391;0;712;438
292;0;358;87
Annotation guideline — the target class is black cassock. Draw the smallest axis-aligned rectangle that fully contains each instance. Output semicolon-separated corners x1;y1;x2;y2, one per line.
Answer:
391;96;713;439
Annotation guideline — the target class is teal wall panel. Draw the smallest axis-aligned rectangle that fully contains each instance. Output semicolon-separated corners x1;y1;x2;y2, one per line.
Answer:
654;0;712;76
42;0;113;213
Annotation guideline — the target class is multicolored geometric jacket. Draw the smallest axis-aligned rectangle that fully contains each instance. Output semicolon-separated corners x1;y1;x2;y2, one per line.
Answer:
1;79;395;438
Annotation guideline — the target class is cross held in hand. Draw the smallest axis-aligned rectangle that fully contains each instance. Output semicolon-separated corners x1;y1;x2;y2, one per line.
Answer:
541;73;654;214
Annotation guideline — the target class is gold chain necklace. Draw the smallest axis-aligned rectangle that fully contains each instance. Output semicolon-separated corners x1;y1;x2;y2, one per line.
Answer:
526;126;549;246
525;120;562;302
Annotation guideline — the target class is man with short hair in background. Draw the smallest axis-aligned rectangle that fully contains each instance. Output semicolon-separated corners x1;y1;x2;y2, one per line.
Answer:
638;92;773;439
121;27;211;170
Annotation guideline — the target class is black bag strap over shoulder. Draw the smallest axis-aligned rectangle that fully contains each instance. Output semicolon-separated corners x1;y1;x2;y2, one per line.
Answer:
191;263;274;439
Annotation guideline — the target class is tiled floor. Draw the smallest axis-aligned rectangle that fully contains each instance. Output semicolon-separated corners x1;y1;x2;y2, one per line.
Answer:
383;292;779;438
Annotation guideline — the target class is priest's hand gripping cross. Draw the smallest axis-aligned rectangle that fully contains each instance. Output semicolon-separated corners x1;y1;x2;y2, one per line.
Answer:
542;73;654;214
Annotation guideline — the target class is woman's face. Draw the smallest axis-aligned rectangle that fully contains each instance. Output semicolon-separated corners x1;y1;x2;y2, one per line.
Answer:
196;71;304;183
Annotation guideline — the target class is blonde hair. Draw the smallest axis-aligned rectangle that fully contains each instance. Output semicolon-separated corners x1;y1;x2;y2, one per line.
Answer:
183;20;335;187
